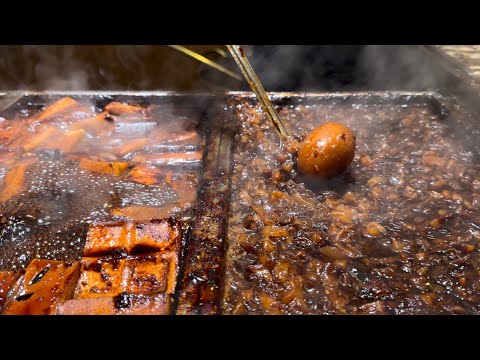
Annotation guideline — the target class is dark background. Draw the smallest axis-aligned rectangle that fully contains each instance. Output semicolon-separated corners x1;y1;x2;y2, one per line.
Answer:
0;45;455;92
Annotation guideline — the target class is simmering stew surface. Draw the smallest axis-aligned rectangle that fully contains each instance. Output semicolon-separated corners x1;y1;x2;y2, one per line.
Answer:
2;93;480;315
223;96;480;314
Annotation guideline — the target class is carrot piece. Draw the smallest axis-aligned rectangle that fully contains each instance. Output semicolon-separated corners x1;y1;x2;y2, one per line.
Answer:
69;112;113;134
79;158;130;176
44;129;86;153
127;165;160;186
105;102;144;115
23;127;59;152
0;161;34;202
115;138;149;157
34;97;88;122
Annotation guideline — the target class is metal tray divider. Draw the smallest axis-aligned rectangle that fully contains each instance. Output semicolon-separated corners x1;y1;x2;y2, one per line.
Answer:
175;102;236;315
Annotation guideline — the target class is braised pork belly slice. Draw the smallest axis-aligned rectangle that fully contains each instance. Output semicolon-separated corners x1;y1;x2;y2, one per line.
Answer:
0;271;21;313
3;259;80;315
84;218;181;257
55;292;170;315
84;222;134;257
131;218;181;254
125;252;177;295
75;253;178;299
75;257;127;299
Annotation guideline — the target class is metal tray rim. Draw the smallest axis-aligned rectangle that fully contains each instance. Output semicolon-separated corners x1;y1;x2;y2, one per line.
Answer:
0;90;445;98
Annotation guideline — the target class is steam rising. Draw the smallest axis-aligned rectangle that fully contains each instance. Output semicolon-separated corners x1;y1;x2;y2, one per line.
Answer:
246;45;456;93
0;44;478;272
0;45;455;92
356;45;450;91
0;45;225;91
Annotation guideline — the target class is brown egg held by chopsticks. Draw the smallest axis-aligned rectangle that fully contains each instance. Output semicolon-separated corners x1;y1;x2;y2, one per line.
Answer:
298;122;356;179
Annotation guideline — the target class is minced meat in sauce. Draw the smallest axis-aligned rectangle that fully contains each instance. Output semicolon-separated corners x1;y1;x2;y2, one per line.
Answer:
223;98;480;315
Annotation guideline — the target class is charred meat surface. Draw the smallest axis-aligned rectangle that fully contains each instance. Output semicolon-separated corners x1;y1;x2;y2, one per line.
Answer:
75;252;179;299
84;222;134;257
223;96;480;315
75;256;127;298
3;259;80;315
132;218;181;254
125;252;178;295
76;218;181;302
84;218;181;257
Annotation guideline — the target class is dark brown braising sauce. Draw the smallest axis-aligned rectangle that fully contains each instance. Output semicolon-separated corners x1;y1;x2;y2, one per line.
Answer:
223;98;480;315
